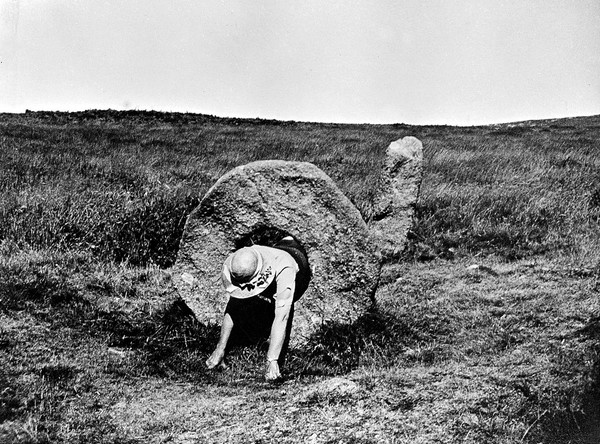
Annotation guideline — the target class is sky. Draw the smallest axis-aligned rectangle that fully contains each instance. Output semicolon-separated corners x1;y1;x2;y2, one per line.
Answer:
1;0;599;125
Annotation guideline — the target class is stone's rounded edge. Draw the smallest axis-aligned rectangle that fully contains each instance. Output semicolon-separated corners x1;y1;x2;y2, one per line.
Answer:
205;162;250;196
172;269;225;326
173;225;233;325
243;159;320;172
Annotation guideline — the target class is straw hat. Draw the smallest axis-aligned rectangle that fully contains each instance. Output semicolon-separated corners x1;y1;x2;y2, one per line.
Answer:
222;246;276;298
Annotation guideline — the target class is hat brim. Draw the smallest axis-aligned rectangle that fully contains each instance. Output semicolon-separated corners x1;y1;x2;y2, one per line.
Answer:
222;248;276;298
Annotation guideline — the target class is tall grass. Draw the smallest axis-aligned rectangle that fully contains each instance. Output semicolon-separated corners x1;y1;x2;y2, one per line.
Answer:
1;110;598;267
414;123;600;263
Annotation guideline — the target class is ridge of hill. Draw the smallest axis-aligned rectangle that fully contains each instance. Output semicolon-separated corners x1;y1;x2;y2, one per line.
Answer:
3;108;600;128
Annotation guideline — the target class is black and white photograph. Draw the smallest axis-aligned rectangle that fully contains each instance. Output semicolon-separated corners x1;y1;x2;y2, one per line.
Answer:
1;1;599;442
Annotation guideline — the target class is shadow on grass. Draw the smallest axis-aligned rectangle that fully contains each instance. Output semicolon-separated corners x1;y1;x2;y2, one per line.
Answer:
0;261;450;383
538;392;600;444
118;302;444;381
538;346;600;444
112;301;223;380
285;308;426;377
0;270;90;326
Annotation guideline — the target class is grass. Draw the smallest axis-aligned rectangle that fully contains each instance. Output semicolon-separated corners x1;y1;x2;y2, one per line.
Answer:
1;110;599;443
2;111;599;266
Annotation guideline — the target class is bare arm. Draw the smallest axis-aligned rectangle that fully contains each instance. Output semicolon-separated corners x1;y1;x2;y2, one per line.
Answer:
265;268;295;380
267;289;293;359
206;312;233;369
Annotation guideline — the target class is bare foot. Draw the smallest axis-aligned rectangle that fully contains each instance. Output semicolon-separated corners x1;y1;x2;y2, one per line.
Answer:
206;349;226;369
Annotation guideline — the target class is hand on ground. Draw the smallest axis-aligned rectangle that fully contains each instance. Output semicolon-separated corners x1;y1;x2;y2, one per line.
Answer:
265;360;281;381
206;349;226;370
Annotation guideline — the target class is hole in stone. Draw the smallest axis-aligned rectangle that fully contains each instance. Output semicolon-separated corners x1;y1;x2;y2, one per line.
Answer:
233;225;295;249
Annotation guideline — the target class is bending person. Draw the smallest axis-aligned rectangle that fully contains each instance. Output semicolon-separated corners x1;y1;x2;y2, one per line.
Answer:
206;236;310;381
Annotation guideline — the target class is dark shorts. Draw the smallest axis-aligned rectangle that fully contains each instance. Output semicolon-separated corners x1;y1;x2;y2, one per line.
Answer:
271;236;311;300
225;236;311;345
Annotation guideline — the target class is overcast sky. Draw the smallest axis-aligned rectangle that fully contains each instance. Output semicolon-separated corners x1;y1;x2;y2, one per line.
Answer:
1;0;599;125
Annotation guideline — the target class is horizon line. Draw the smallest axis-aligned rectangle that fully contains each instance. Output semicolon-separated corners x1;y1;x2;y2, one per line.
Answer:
2;107;599;128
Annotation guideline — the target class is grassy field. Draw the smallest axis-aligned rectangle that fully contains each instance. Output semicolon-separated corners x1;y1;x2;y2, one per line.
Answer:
1;110;599;443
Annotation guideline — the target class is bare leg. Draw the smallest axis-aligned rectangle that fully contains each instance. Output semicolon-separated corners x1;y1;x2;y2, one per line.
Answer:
206;313;233;369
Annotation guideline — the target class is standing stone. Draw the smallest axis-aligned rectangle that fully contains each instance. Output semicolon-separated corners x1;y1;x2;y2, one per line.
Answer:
173;160;381;344
369;136;423;259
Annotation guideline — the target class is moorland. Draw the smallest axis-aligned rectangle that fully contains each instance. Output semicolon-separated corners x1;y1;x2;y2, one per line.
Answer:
1;110;599;443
